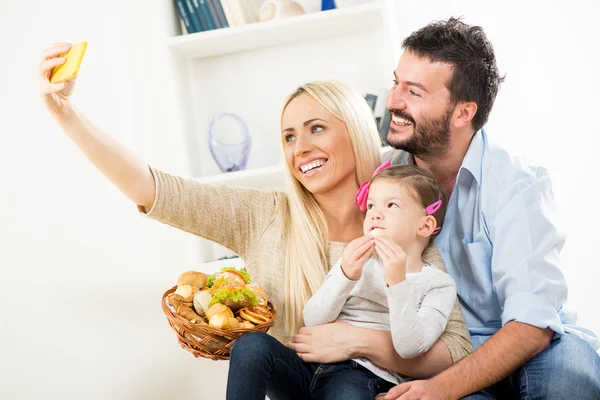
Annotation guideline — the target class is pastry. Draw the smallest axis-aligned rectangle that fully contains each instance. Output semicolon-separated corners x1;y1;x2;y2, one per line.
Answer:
247;284;268;306
370;228;389;237
211;272;246;291
177;271;208;289
167;293;192;309
238;321;255;329
205;303;234;320
237;305;273;325
208;267;251;292
176;304;207;324
209;314;240;330
174;285;199;302
193;290;212;317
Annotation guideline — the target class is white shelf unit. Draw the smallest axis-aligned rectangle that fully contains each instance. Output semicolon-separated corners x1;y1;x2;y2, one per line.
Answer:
195;145;392;190
168;3;383;60
163;0;400;261
196;164;285;188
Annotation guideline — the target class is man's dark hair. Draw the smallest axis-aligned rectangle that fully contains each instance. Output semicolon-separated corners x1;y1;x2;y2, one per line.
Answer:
403;17;504;132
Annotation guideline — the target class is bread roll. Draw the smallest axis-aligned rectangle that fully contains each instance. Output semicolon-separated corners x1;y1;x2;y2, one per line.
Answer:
208;314;240;330
174;285;199;302
211;271;246;291
229;317;240;329
205;303;234;320
177;271;208;288
247;284;269;306
193;290;212;317
211;286;258;311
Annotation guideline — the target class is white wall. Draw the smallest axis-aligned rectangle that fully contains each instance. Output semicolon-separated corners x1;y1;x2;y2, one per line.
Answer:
0;0;597;399
0;1;227;398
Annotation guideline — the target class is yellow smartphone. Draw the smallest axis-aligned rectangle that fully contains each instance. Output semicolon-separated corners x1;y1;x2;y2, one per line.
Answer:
50;41;88;83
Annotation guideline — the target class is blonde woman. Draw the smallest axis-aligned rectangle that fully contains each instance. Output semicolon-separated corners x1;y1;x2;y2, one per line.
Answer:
39;43;472;396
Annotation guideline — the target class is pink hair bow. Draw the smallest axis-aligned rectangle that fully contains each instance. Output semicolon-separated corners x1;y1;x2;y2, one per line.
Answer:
427;200;443;234
355;160;391;212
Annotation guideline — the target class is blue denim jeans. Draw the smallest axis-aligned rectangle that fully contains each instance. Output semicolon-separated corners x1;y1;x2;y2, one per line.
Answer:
227;332;395;400
462;333;600;399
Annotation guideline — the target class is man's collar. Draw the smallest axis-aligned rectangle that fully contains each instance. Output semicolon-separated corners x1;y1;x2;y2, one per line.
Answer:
458;129;486;185
383;129;486;186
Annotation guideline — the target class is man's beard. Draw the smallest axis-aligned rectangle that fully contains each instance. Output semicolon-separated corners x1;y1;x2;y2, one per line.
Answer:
386;107;453;161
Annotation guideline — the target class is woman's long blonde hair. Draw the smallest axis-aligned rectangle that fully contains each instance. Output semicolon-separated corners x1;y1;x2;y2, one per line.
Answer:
280;80;382;334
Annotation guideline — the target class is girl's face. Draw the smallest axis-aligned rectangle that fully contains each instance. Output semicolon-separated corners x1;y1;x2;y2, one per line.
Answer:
282;93;357;195
363;179;429;248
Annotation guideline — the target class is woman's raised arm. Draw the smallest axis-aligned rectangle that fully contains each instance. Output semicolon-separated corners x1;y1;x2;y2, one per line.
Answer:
39;43;155;209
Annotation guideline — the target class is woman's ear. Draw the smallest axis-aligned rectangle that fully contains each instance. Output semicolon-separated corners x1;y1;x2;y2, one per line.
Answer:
417;215;437;238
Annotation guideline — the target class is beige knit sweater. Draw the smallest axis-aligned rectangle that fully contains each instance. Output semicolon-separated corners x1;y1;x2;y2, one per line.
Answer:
141;167;473;364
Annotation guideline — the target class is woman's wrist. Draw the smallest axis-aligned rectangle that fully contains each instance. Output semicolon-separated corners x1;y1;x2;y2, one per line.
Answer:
349;325;382;359
54;103;78;126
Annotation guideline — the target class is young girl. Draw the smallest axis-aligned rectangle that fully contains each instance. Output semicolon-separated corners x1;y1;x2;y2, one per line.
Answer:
227;162;465;399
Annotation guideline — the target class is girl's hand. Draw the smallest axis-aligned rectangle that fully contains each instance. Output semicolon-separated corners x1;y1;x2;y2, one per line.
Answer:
38;43;77;118
374;235;407;286
341;235;375;280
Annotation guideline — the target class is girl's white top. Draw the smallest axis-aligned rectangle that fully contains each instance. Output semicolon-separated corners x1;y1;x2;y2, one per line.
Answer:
303;257;457;383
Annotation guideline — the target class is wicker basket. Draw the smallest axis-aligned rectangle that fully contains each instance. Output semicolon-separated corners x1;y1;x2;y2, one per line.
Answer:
161;285;276;360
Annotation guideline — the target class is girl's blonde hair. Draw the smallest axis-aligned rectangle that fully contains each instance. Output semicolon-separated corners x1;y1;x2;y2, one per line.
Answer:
280;80;382;334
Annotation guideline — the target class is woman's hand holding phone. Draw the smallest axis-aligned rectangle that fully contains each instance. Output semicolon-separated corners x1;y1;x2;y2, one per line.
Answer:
39;42;86;119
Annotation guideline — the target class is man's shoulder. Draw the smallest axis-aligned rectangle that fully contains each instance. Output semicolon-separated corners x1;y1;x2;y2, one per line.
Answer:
482;140;550;189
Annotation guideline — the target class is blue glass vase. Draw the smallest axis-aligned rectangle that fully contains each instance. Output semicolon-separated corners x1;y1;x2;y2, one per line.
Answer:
208;113;251;173
321;0;336;11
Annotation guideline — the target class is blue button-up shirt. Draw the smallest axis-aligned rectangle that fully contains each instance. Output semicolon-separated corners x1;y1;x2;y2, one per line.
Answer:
387;130;598;350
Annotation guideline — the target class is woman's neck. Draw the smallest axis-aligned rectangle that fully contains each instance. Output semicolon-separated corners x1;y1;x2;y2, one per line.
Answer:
314;179;364;243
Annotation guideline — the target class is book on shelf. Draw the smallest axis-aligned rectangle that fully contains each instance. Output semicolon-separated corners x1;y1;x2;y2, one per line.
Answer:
190;0;206;31
373;89;391;145
364;93;377;112
364;90;391;146
174;0;270;33
219;0;237;26
208;0;229;28
198;0;218;30
378;109;391;146
175;0;195;34
185;0;204;33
